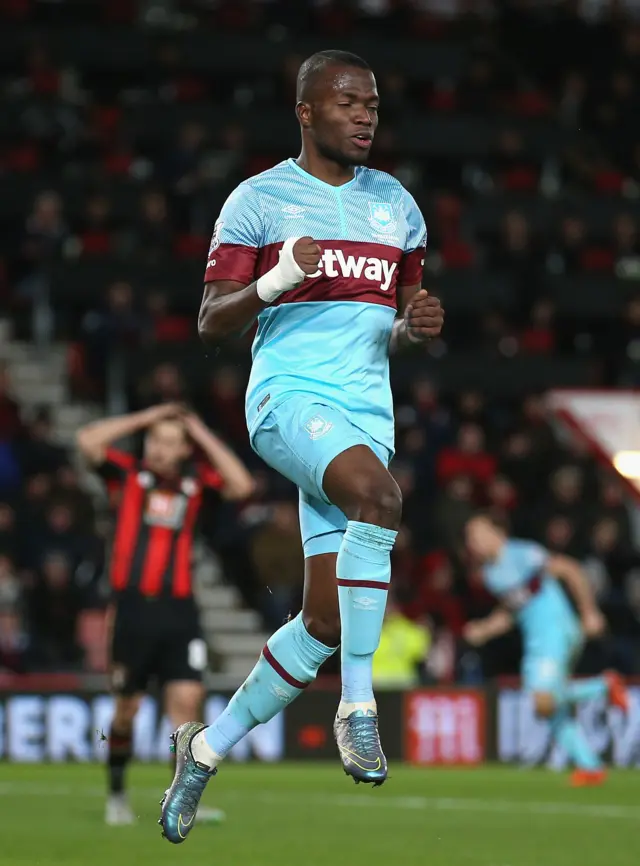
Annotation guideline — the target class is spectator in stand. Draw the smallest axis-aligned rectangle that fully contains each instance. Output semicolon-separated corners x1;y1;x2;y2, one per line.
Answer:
18;406;68;477
612;213;640;272
458;54;499;113
499;429;541;499
77;193;115;257
17;190;69;278
372;591;430;689
490;210;540;316
145;290;191;343
249;500;303;630
520;393;558;459
138;361;189;408
0;369;22;495
0;609;32;673
18;472;52;535
0;363;23;440
490;128;540;193
547;216;588;275
0;503;19;561
407;549;466;639
433;473;475;556
202;366;249;451
82;281;144;394
536;467;586;542
485;474;518;529
52;464;96;534
520;298;557;355
437;422;496;489
30;551;82;670
25;501;84;570
127;190;174;262
592;474;633;545
543;514;581;557
0;554;21;611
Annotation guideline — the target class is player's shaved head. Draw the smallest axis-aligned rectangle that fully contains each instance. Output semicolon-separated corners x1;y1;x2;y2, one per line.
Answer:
296;50;371;103
295;50;377;171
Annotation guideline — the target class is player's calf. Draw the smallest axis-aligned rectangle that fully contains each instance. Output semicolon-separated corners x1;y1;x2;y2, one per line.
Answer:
532;691;556;719
106;709;137;826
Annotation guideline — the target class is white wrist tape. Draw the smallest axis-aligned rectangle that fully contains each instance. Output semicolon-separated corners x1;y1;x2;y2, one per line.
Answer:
256;237;306;303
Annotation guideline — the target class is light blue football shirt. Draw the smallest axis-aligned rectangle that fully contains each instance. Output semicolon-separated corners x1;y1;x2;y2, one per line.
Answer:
481;539;580;654
204;158;427;454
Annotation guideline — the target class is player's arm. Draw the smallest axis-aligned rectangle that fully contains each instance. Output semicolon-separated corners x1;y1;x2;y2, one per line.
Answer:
182;412;255;501
199;183;321;343
199;237;321;343
545;554;606;638
389;191;443;353
76;404;181;464
389;284;444;352
463;607;514;647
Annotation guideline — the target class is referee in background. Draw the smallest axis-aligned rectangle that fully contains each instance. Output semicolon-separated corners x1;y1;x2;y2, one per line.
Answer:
77;402;254;826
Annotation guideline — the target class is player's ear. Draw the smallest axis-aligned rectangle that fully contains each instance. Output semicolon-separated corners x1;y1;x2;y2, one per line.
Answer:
296;101;312;129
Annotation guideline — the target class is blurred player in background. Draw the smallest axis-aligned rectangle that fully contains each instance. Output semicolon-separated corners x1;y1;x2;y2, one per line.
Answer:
76;403;254;825
159;49;444;844
464;513;629;786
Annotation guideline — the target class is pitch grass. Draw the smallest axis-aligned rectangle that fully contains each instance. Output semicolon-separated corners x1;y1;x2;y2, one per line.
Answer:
1;763;639;866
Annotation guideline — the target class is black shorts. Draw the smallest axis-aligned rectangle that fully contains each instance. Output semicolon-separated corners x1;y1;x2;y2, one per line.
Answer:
109;595;207;695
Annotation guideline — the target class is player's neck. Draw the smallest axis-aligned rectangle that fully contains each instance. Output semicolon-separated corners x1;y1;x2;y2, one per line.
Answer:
295;149;355;187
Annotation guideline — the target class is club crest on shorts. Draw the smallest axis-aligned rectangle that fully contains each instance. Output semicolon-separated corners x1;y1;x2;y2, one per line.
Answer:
304;414;333;440
368;202;397;234
209;219;224;254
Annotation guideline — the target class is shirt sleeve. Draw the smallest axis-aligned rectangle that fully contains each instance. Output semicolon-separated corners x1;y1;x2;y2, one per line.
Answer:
523;541;547;574
204;182;264;286
197;464;225;491
94;448;137;488
398;190;427;286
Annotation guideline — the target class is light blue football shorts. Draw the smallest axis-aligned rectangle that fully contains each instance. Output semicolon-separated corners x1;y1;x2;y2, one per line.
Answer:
251;394;391;558
521;621;583;697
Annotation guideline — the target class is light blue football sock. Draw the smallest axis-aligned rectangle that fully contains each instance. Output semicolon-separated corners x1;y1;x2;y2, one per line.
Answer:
204;612;336;757
551;704;602;771
565;676;608;705
337;520;397;704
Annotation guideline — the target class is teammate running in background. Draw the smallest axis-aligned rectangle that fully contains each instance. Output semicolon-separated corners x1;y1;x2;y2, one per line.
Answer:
463;513;629;787
159;49;444;843
76;403;254;825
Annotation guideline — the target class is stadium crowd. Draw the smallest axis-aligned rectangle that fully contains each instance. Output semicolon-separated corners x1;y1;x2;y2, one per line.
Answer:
1;0;640;679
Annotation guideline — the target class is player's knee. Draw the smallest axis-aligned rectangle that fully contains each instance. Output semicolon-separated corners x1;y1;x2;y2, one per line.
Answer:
346;475;402;530
302;609;341;647
533;692;556;718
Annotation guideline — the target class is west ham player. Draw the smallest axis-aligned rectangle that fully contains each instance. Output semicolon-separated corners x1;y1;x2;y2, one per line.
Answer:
464;513;629;786
76;403;254;825
159;50;444;843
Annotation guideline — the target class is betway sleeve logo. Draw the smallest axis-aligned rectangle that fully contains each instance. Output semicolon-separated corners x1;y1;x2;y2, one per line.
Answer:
279;246;397;292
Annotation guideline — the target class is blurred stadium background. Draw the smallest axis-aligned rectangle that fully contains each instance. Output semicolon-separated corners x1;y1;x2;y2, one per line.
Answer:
1;1;640;864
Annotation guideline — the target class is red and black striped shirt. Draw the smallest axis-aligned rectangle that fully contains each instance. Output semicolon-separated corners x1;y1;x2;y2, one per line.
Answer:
97;448;223;599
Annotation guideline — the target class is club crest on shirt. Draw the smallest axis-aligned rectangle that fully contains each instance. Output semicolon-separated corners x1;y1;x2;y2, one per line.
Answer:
209;219;224;254
368;201;397;234
144;490;187;528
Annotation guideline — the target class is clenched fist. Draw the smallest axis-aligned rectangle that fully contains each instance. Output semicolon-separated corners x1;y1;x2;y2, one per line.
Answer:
293;237;322;276
404;290;444;342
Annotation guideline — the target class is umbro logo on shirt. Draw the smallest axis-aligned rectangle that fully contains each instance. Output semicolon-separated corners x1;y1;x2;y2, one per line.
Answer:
282;204;305;218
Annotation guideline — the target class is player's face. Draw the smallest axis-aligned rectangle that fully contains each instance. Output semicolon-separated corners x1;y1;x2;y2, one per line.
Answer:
465;517;503;561
144;420;191;475
303;66;379;167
